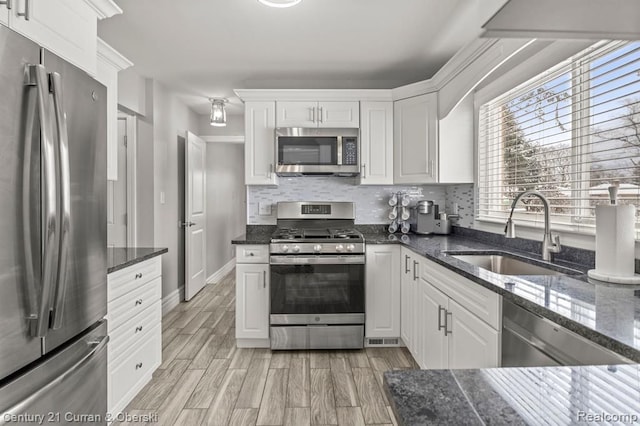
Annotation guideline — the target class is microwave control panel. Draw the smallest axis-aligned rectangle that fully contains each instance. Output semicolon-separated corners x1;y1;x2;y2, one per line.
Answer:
342;137;358;165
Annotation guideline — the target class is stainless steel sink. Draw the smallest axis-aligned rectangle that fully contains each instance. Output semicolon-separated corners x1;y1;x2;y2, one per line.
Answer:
444;251;581;276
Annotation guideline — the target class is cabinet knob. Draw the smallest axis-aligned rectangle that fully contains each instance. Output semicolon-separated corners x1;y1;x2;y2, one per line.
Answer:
135;299;143;306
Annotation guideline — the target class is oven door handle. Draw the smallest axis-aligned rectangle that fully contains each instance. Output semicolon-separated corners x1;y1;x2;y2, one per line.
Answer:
270;255;365;265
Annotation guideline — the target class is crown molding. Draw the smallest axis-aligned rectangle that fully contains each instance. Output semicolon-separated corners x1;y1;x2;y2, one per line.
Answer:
201;135;245;144
84;0;123;19
97;38;133;71
234;89;393;102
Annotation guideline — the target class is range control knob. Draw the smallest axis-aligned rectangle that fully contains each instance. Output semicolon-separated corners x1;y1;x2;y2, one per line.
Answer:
336;244;345;252
313;244;322;252
292;245;300;253
281;245;289;253
346;244;355;252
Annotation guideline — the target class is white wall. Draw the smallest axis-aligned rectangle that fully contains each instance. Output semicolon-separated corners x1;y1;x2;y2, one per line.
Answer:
152;81;200;299
198;113;244;136
206;143;246;277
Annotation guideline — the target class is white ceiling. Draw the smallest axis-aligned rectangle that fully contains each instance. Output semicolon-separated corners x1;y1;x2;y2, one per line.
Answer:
98;0;505;115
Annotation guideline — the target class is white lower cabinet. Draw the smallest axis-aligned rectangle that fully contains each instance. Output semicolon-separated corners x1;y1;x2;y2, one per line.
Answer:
235;245;270;347
402;249;502;370
400;247;419;356
107;256;163;418
365;245;400;339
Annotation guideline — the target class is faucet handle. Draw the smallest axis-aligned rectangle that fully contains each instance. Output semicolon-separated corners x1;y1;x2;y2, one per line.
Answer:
550;233;561;252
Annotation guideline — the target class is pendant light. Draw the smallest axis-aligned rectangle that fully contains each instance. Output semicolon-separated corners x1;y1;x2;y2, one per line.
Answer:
209;98;227;127
257;0;302;8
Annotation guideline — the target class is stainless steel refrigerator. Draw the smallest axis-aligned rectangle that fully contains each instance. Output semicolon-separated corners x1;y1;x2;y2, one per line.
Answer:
0;25;108;424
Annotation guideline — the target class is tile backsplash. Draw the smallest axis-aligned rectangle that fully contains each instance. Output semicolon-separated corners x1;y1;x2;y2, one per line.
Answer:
247;176;447;225
445;183;475;229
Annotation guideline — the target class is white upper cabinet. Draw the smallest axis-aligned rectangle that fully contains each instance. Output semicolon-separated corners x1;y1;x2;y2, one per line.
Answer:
359;101;393;185
393;92;474;184
245;101;278;186
5;0;121;75
393;93;438;184
276;101;359;128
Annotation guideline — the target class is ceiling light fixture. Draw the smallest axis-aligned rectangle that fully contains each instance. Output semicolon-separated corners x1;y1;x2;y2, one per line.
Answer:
257;0;302;8
209;98;227;127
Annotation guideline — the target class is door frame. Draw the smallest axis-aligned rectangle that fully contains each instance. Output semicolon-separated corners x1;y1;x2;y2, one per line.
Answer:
117;111;137;247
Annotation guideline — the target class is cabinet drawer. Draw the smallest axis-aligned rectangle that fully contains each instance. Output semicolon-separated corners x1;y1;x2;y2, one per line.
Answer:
421;258;501;330
109;325;161;412
109;301;161;364
236;245;269;263
108;257;161;302
108;277;161;331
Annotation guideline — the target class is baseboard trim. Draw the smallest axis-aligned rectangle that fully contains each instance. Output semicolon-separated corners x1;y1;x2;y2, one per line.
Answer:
207;257;236;284
237;338;270;348
162;285;184;315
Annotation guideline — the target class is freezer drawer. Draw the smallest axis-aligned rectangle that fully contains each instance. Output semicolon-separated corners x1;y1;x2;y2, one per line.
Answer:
0;322;108;426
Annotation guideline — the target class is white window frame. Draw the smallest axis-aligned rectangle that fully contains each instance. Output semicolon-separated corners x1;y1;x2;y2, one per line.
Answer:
473;40;640;251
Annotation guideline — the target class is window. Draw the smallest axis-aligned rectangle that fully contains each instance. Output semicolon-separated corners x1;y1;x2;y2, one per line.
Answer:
478;41;640;237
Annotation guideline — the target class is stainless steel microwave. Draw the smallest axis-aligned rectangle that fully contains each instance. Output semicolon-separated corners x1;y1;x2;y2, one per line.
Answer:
275;128;359;176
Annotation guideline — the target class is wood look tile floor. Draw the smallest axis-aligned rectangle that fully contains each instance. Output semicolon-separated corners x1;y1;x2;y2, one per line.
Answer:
119;270;418;426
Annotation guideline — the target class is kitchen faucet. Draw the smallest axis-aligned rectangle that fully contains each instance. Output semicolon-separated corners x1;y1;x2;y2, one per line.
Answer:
504;190;561;261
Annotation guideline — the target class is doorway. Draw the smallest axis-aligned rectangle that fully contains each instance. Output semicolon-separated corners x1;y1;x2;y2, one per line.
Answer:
107;113;137;247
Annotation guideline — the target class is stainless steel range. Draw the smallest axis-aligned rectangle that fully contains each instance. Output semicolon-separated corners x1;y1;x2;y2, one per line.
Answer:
270;201;365;350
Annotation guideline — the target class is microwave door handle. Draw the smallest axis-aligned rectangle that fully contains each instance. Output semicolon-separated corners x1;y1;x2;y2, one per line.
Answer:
319;106;323;123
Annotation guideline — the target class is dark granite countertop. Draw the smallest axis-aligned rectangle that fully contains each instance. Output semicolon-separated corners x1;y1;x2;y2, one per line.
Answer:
232;226;640;361
385;364;640;425
107;247;168;274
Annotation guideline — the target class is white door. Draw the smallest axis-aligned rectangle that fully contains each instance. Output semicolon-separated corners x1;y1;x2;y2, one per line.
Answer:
359;101;393;184
418;279;449;369
106;119;128;247
393;93;438;184
448;299;500;369
185;132;207;301
245;101;278;185
235;264;269;339
276;101;317;127
365;245;400;338
318;101;359;128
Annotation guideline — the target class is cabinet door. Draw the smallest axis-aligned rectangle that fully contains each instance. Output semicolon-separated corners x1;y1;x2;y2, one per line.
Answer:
236;264;270;339
0;6;8;26
359;101;393;185
447;299;500;369
245;101;278;185
10;0;97;75
276;101;317;127
417;279;449;369
400;254;419;356
393;93;438;184
365;245;400;339
318;101;359;128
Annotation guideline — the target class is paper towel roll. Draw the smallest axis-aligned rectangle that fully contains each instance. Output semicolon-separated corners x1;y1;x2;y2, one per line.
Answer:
588;204;639;283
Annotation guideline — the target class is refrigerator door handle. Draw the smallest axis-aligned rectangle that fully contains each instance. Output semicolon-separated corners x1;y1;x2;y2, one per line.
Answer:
24;64;59;338
2;334;108;416
49;72;70;330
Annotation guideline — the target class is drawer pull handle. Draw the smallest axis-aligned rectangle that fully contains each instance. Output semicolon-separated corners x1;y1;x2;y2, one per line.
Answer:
135;326;143;333
135;299;143;306
135;362;143;370
135;273;143;279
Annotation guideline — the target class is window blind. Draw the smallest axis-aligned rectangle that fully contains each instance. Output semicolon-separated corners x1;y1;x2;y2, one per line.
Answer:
478;41;640;236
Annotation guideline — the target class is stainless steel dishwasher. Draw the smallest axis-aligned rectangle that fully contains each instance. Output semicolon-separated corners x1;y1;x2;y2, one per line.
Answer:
502;300;632;367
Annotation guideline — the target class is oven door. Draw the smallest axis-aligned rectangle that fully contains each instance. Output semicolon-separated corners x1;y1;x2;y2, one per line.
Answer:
270;255;365;325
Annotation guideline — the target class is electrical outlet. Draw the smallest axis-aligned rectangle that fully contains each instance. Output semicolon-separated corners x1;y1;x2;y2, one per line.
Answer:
258;202;272;216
